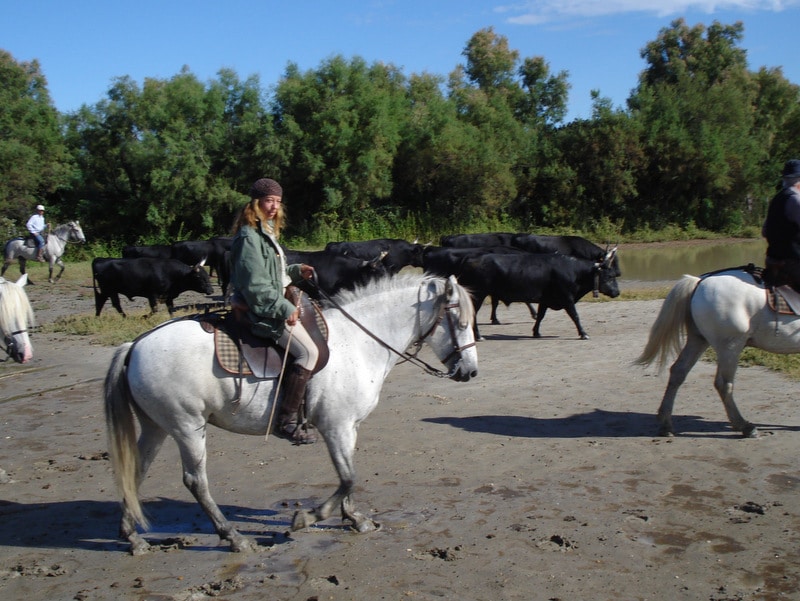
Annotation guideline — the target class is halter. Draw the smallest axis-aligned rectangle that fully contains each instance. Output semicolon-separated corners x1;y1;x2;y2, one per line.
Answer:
312;277;475;378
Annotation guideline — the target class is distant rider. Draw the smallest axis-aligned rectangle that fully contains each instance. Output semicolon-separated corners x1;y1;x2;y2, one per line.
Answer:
26;204;49;262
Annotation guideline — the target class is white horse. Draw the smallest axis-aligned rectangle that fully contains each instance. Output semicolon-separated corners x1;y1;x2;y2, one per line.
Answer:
0;274;35;364
2;221;87;283
105;273;478;554
637;268;800;437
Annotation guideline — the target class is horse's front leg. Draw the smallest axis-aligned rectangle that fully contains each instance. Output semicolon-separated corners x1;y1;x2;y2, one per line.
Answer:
50;259;65;283
292;423;379;532
714;353;757;437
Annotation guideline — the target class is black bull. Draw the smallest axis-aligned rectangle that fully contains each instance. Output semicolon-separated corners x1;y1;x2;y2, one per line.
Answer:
456;251;620;340
92;257;214;317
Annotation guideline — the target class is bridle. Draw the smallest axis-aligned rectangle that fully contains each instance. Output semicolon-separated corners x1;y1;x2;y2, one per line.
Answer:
311;276;475;378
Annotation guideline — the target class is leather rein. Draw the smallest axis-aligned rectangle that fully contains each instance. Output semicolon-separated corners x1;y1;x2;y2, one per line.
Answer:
310;277;475;378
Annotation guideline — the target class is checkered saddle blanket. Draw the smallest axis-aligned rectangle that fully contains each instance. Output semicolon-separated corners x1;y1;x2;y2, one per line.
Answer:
767;286;800;315
199;293;329;379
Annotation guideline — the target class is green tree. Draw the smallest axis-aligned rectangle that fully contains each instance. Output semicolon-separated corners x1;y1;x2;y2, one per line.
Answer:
549;94;644;231
629;19;760;231
749;66;800;203
64;68;274;242
449;28;571;228
0;50;72;225
271;56;408;237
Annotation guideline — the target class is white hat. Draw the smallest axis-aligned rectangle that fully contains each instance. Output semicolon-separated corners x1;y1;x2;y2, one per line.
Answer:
36;204;45;211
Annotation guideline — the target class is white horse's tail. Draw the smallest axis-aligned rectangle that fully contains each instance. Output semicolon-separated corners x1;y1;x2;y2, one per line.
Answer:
104;342;149;529
635;275;701;371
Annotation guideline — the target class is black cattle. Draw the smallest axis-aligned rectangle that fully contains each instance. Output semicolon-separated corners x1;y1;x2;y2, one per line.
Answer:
422;245;539;323
92;257;214;317
122;244;172;259
440;232;516;248
285;249;388;298
511;234;621;277
172;237;232;278
457;251;620;340
324;238;425;274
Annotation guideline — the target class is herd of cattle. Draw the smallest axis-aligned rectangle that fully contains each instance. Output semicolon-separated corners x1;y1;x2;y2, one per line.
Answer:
92;233;620;338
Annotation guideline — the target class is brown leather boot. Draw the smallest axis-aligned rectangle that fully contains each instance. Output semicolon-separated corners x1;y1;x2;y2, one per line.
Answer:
276;365;317;444
36;250;46;262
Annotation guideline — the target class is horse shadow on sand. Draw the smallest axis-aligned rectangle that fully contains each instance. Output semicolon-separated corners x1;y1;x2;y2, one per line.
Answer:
423;408;800;439
0;497;295;553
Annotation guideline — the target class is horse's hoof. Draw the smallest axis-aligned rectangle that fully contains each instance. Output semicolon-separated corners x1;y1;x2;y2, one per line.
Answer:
657;425;675;437
129;538;151;556
230;536;257;553
741;424;759;438
354;519;380;533
291;509;316;531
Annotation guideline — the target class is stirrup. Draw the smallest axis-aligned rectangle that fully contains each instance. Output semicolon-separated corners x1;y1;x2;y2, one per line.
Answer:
276;420;317;445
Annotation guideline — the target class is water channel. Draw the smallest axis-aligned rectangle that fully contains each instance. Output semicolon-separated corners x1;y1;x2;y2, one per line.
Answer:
618;238;766;284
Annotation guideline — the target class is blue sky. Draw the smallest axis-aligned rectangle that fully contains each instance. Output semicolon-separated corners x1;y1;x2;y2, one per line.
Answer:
2;0;799;123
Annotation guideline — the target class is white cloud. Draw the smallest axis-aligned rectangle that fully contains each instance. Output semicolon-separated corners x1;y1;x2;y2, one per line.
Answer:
496;0;800;24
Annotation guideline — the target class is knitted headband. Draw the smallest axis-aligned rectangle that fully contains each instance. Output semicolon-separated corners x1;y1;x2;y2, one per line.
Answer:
249;178;283;199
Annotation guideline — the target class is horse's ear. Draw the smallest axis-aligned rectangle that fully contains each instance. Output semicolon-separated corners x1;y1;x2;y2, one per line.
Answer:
15;273;28;287
445;274;457;295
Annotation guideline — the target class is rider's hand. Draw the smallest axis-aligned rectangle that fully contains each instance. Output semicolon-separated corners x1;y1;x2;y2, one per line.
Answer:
300;264;315;280
286;307;300;326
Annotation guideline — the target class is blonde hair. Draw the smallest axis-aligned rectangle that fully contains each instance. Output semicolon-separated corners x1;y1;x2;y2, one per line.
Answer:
233;198;286;237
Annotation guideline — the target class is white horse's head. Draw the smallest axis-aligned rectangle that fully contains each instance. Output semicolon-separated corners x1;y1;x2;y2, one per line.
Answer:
0;273;35;363
422;275;478;382
66;221;87;243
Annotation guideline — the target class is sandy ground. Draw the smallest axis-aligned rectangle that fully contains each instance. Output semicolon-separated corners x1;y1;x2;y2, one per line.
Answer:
1;268;800;601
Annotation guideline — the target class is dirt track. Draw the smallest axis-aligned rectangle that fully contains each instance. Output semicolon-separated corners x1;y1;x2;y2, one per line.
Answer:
1;270;799;601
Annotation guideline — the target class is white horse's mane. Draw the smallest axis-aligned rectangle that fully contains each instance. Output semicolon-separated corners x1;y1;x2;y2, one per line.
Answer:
330;272;474;328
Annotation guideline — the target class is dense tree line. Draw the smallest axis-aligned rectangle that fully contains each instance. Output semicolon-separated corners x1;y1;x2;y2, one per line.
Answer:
2;19;800;246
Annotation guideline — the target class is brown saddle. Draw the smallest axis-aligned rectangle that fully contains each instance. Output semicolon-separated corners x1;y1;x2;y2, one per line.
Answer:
200;287;329;378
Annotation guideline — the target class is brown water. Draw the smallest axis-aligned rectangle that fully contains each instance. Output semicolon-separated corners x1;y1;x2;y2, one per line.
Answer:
619;239;766;282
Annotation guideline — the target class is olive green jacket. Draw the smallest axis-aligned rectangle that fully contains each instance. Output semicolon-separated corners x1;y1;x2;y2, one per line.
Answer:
230;221;302;340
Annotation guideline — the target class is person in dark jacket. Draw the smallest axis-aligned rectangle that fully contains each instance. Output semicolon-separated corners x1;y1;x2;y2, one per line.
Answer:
230;178;318;444
763;159;800;290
